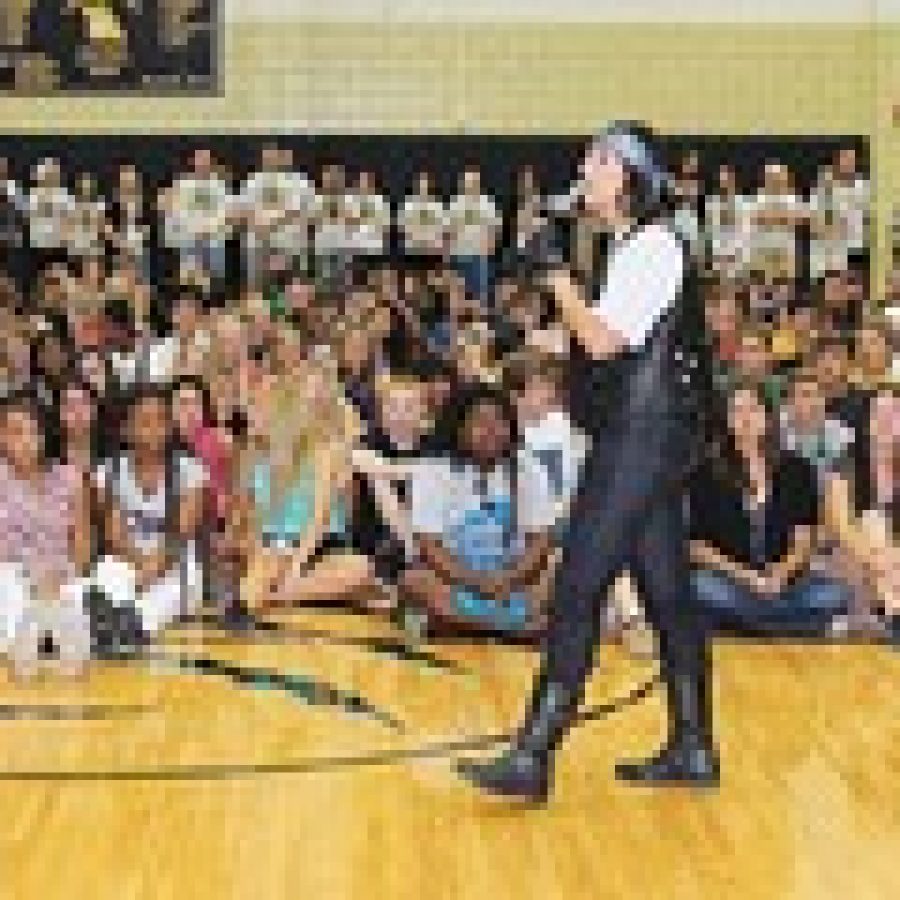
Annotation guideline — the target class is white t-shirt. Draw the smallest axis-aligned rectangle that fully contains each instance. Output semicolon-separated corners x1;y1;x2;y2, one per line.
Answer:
746;191;805;271
671;203;703;259
65;197;107;257
705;194;753;269
520;409;589;516
165;175;233;249
446;193;500;257
95;454;206;555
408;453;557;552
596;221;685;349
111;334;181;388
808;180;851;278
399;196;447;252
314;191;354;253
117;197;148;256
27;187;74;250
238;169;318;253
830;176;870;252
346;190;391;254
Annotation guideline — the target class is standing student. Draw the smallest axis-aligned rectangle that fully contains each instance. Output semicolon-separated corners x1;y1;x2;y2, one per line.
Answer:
399;170;446;259
446;166;500;311
25;158;73;285
160;148;233;282
458;122;722;801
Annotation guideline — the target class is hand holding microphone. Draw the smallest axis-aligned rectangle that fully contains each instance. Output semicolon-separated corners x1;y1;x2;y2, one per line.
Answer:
512;180;584;279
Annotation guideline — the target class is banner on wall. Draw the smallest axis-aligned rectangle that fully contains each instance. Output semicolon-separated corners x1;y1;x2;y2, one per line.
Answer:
0;0;217;94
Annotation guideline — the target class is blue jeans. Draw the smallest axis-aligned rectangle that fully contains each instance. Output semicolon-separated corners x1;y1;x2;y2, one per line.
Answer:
692;568;851;635
183;240;227;281
452;254;492;311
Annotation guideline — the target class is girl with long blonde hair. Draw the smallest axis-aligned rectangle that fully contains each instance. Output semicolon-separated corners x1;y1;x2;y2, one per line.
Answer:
240;331;386;612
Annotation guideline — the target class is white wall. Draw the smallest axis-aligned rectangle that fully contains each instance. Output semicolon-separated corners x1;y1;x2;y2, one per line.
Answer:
221;0;896;23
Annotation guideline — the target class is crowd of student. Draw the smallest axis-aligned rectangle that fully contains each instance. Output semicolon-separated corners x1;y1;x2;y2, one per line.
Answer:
0;141;895;679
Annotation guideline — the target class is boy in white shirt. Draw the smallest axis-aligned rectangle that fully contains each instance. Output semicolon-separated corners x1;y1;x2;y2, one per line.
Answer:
346;170;390;258
313;164;354;289
830;146;870;267
399;170;446;257
446;167;500;310
511;356;588;522
705;164;752;279
238;144;317;289
747;161;808;283
161;148;233;281
26;157;74;275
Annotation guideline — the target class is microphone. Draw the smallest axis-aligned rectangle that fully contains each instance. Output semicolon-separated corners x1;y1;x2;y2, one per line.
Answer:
542;181;584;219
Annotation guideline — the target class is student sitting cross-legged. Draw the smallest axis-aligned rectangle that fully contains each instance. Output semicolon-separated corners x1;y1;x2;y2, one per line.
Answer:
239;348;388;614
689;384;854;636
353;384;558;638
90;384;207;644
0;390;94;680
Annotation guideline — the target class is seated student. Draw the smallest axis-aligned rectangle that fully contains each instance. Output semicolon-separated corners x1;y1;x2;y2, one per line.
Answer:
240;351;387;613
172;376;248;620
0;391;93;680
825;389;899;635
92;385;206;640
510;354;588;522
357;385;557;637
778;369;883;632
690;384;853;635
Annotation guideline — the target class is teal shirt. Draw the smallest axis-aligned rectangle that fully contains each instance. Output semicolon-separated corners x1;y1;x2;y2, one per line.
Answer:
249;459;346;545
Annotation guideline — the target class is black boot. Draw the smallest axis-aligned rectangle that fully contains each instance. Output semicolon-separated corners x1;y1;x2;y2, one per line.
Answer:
456;680;577;804
615;671;719;786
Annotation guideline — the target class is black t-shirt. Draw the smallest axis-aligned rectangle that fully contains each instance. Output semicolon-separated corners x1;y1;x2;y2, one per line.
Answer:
830;387;875;512
689;451;818;571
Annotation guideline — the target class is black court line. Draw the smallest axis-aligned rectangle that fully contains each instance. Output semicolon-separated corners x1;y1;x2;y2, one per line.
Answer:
172;615;469;675
0;675;660;781
0;703;157;722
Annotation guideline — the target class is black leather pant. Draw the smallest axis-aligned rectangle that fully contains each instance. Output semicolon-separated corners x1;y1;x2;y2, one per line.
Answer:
533;350;710;740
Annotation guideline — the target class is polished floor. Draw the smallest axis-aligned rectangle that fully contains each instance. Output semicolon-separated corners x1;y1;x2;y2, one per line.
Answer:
0;609;896;900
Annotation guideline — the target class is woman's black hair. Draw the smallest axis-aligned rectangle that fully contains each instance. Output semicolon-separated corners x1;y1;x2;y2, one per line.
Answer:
172;374;213;432
56;374;103;465
116;383;176;460
29;319;74;387
713;382;782;493
430;382;522;548
595;121;675;228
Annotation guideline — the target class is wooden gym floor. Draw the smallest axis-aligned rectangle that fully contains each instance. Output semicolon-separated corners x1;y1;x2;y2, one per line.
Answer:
0;608;895;899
